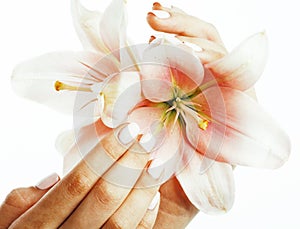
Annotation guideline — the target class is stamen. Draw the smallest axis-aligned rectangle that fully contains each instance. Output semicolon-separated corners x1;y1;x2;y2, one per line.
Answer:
199;120;209;130
181;103;210;131
182;100;202;110
149;35;156;43
165;103;177;113
79;61;108;80
171;110;180;129
54;81;91;92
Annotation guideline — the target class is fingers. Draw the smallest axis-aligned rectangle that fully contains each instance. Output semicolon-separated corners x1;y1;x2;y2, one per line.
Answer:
176;36;227;63
147;2;224;45
0;173;59;228
102;179;160;229
153;177;198;229
60;141;151;228
10;124;137;228
137;192;160;229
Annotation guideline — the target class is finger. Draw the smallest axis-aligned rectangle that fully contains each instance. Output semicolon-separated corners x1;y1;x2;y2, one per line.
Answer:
176;36;227;55
0;173;59;228
60;140;151;228
147;2;223;45
137;192;160;229
153;177;198;229
102;170;160;229
10;123;139;228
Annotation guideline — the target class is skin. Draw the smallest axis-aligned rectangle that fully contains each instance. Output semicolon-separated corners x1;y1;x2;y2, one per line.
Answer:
0;125;160;229
0;177;196;229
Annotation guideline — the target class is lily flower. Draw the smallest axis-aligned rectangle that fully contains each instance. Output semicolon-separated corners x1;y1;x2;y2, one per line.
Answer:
131;2;290;213
11;0;291;215
12;0;141;127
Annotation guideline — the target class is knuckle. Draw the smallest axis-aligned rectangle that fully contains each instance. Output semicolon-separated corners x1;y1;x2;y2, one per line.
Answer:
138;220;152;229
100;135;126;161
138;211;156;229
4;188;29;209
105;218;124;229
64;172;92;198
93;181;124;207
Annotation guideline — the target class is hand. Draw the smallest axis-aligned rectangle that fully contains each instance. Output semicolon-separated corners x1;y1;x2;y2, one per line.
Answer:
0;123;161;228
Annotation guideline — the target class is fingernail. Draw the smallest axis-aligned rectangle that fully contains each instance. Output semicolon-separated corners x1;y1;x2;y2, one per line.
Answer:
147;158;164;179
148;192;160;210
36;173;60;190
140;133;156;152
118;123;140;145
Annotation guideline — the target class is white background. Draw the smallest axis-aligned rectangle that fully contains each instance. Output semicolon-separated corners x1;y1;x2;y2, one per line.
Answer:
0;0;299;228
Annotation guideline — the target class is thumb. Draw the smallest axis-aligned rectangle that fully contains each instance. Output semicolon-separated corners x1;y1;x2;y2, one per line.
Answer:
0;173;60;228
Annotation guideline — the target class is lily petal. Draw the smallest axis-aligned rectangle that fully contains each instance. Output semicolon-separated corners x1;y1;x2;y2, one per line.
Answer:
71;0;107;53
63;119;111;174
205;32;268;91
141;40;204;102
188;86;291;169
100;0;127;58
128;106;184;182
176;36;227;64
176;148;235;214
55;130;76;157
101;71;142;128
11;51;106;114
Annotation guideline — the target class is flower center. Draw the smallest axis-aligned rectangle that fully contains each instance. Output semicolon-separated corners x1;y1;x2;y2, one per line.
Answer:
163;88;209;131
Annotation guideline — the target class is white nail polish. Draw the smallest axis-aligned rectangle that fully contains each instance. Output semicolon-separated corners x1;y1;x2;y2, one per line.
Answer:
148;158;165;180
118;123;140;145
140;133;156;152
36;173;60;190
148;192;160;210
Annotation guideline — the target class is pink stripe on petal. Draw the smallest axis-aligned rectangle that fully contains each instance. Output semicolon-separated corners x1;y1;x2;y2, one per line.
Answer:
188;86;291;169
129;106;184;183
141;41;204;101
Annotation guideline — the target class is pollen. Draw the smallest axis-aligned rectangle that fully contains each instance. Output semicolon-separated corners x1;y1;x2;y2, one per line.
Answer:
199;120;209;130
54;81;64;91
54;81;91;92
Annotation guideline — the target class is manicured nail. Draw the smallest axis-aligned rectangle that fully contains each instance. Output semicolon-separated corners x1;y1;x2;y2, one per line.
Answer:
118;123;140;145
36;173;60;190
148;192;160;210
148;158;164;179
140;133;156;152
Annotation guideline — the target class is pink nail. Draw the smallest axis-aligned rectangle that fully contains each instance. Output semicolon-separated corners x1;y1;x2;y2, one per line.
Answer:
36;173;60;190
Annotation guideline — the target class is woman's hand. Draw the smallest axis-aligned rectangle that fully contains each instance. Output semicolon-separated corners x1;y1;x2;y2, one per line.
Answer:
0;123;161;229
